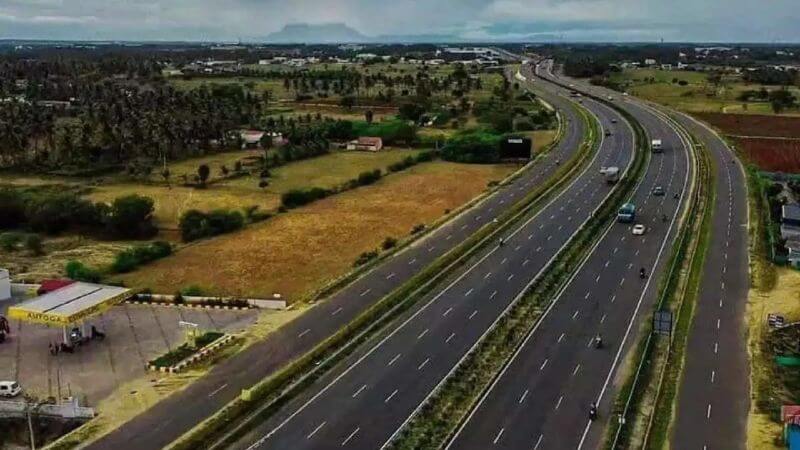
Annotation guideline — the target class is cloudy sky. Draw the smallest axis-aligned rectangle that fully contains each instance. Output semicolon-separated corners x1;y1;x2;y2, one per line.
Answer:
0;0;797;42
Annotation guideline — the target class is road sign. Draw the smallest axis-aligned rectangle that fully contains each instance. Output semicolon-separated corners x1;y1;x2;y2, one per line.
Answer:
653;310;673;336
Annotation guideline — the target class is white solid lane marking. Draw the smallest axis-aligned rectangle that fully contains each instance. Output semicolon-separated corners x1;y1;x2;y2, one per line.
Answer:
465;288;474;297
388;353;402;366
523;259;530;267
341;427;360;446
484;272;492;279
360;288;371;297
540;359;548;371
352;384;367;398
417;329;429;339
534;434;544;450
558;332;565;343
469;310;478;320
307;421;326;439
331;307;343;316
707;404;712;419
573;364;581;376
515;245;522;251
611;294;617;303
501;258;508;264
714;342;719;354
385;389;398;403
519;389;529;404
490;290;498;299
507;274;515;282
443;307;453;317
418;358;430;370
710;370;716;383
555;395;564;410
572;310;580;319
446;333;456;343
298;329;311;338
717;318;720;329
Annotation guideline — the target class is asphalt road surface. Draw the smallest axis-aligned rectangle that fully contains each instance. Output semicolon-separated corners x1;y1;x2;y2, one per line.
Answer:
230;82;635;449
670;111;750;450
445;61;692;450
87;70;587;449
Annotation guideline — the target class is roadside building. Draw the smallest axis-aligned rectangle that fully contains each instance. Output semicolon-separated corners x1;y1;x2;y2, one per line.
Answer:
780;203;800;240
347;137;383;152
240;130;266;149
37;279;75;295
644;58;657;66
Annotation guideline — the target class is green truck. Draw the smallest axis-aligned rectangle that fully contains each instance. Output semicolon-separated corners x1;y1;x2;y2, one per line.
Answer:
617;202;636;223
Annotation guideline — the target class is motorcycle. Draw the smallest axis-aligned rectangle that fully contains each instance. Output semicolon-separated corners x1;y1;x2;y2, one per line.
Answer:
594;335;603;349
589;404;598;421
639;267;646;279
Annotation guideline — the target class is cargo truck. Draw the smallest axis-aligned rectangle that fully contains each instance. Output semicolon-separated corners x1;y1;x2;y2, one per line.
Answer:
618;202;636;223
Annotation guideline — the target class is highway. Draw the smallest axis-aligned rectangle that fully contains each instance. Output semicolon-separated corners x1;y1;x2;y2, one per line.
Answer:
228;83;635;448
670;112;749;449
445;61;692;450
87;62;589;450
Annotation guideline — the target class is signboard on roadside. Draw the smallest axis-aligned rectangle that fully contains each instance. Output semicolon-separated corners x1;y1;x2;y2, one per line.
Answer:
768;313;786;328
653;310;673;336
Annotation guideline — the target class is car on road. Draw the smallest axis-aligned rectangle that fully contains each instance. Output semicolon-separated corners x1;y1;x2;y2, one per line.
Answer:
0;381;22;398
632;224;647;235
611;118;618;124
652;185;665;196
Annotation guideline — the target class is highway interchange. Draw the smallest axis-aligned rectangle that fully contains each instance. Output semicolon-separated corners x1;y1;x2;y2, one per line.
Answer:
91;55;750;450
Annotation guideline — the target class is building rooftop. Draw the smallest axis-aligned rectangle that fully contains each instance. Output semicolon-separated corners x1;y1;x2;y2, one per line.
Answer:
7;282;131;326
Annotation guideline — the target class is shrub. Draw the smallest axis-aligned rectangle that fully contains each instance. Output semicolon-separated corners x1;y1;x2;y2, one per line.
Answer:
411;223;426;235
179;209;244;242
181;285;204;296
0;189;25;229
24;234;44;255
25;193;100;234
110;241;172;273
382;237;398;250
354;250;379;267
0;232;22;252
281;187;331;209
65;260;101;283
104;195;156;239
356;169;382;186
388;157;416;173
442;130;502;164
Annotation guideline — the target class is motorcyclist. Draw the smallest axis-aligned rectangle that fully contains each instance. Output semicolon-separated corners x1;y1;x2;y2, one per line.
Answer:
589;403;598;420
639;267;646;279
498;237;505;247
662;214;668;222
594;333;603;349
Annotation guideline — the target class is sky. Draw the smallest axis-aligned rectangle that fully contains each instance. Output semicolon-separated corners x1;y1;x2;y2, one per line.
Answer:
0;0;798;43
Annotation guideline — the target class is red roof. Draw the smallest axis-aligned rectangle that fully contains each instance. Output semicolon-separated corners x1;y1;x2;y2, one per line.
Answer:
37;279;76;295
357;137;382;146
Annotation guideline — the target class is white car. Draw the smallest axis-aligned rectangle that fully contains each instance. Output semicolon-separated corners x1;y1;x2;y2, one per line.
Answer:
632;224;646;235
0;381;22;398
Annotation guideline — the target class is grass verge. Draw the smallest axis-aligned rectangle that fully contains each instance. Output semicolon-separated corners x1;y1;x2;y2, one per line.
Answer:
385;94;649;450
167;99;595;450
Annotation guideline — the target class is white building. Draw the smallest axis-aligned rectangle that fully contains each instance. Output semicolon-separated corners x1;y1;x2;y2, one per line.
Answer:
0;269;10;301
644;58;657;66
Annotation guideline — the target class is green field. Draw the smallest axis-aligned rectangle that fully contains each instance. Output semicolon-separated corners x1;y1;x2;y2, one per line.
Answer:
609;68;800;115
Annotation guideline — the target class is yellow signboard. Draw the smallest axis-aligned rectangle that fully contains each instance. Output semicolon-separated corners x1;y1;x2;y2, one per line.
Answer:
7;291;131;326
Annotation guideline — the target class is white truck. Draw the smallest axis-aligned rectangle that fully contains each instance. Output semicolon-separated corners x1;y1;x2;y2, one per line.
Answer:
651;139;663;153
600;166;620;184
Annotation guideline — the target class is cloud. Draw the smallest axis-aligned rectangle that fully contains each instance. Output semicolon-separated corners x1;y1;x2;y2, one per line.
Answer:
0;0;797;42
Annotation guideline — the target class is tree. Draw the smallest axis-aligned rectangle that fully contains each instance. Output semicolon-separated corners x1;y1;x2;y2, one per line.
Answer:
105;194;156;239
197;164;211;187
365;110;374;124
340;96;356;110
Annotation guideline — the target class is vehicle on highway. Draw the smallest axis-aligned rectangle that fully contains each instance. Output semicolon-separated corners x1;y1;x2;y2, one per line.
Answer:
652;139;663;153
623;92;630;96
589;403;598;421
652;185;665;196
600;166;620;184
607;95;614;101
617;202;636;223
604;130;612;137
632;224;646;235
611;118;618;124
0;381;21;398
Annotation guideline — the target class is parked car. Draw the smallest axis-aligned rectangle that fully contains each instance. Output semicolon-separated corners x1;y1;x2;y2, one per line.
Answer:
652;185;665;196
0;381;22;398
632;224;647;235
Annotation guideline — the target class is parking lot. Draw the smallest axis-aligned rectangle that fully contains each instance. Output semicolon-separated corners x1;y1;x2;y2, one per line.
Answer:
0;299;257;405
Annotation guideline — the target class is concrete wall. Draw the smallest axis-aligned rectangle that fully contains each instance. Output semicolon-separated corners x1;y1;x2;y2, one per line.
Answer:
0;269;10;301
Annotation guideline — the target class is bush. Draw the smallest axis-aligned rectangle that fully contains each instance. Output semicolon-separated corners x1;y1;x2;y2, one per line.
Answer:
388;157;416;173
354;250;379;267
0;189;25;229
281;187;331;209
411;223;426;235
110;241;172;273
179;209;244;242
65;260;101;283
104;194;156;239
0;232;22;252
382;237;398;250
356;169;382;186
25;193;100;234
24;234;44;255
442;130;502;164
181;285;204;296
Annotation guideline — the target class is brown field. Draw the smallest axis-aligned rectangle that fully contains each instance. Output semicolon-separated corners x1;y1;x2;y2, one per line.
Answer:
86;149;423;229
117;161;515;301
695;112;800;138
736;137;800;173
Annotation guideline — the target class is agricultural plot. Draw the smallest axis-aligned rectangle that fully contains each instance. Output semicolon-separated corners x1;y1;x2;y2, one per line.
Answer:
695;112;800;138
735;138;800;173
117;161;516;301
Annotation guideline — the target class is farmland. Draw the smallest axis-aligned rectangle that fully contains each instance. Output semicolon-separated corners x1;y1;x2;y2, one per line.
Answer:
117;160;516;301
694;112;800;138
734;138;800;173
609;68;800;115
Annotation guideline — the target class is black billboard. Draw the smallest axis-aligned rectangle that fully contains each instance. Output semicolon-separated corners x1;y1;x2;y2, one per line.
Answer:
500;136;532;160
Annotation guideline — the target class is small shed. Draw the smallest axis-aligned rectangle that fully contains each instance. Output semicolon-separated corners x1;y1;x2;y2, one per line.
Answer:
347;137;384;152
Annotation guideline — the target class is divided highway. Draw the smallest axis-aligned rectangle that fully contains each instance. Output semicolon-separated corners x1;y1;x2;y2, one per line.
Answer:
670;112;749;450
229;87;635;448
88;65;588;450
445;61;692;450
